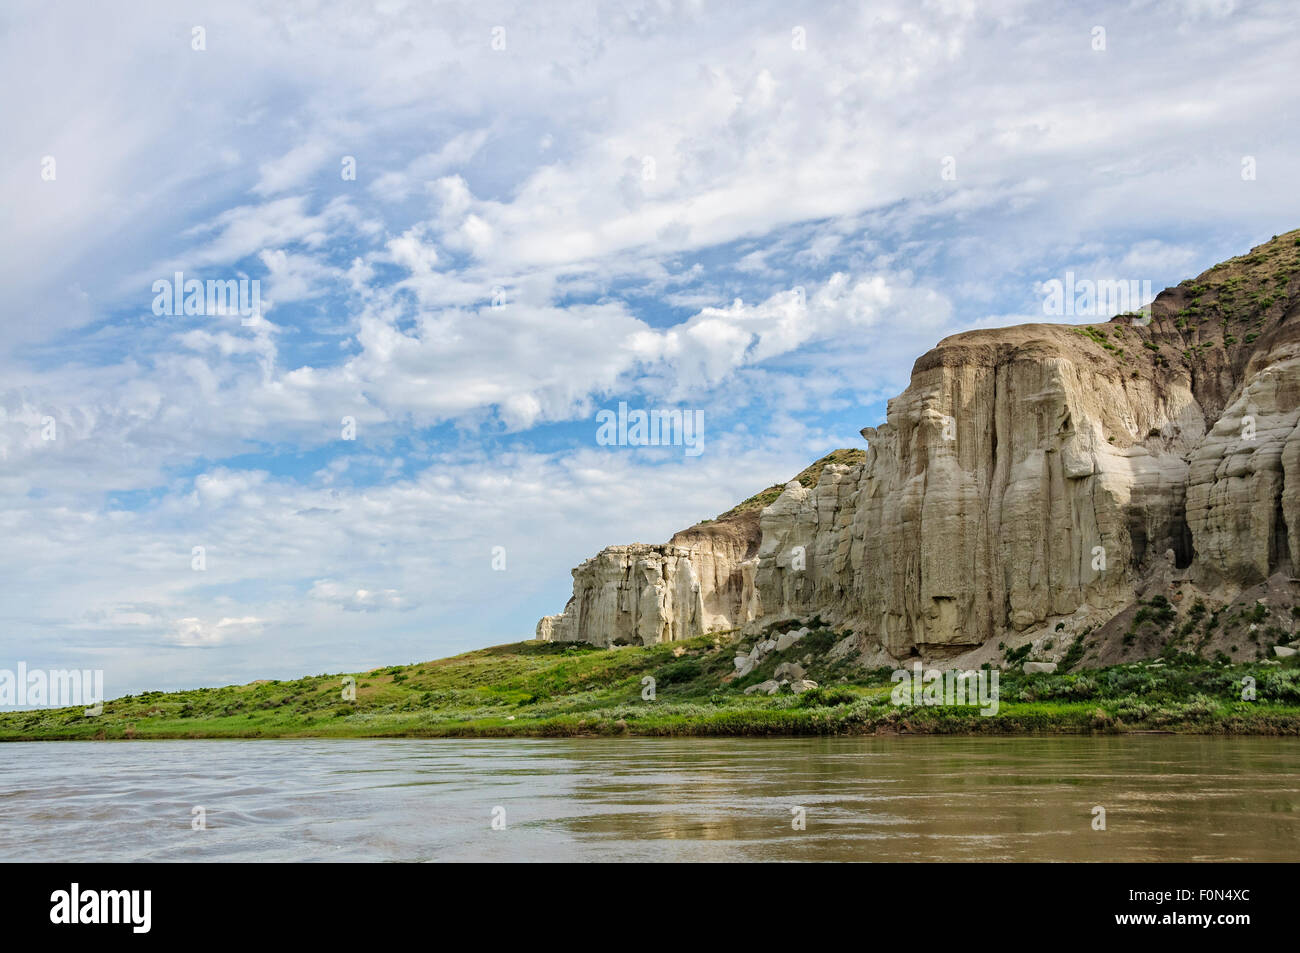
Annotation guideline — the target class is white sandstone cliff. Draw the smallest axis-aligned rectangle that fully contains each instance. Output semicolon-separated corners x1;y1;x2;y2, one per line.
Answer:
538;233;1300;663
537;514;760;646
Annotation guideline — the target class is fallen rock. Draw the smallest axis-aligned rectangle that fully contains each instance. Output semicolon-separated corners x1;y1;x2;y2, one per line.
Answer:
734;657;756;677
1274;645;1298;658
775;630;804;652
1023;661;1058;674
774;661;805;681
745;679;780;695
790;679;819;694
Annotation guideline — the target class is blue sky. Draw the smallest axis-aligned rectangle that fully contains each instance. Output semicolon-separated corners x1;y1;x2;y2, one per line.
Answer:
2;0;1298;695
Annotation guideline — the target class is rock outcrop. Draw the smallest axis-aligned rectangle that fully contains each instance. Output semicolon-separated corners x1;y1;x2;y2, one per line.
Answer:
537;512;761;646
539;231;1300;665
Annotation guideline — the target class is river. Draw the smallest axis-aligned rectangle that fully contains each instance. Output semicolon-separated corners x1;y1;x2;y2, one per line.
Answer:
1;736;1295;861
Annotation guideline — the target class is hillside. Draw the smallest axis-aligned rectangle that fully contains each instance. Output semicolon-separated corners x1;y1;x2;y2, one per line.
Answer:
2;617;1298;740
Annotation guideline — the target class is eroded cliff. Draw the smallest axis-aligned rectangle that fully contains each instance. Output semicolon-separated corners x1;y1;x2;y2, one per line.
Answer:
539;231;1300;667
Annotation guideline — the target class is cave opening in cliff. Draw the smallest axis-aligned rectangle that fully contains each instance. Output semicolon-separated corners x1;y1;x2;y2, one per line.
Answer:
1173;514;1194;570
1270;497;1292;574
1128;518;1148;568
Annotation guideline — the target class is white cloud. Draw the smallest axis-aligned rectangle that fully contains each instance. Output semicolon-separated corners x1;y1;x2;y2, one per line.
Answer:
168;617;264;648
369;129;492;203
309;580;411;613
2;0;1298;694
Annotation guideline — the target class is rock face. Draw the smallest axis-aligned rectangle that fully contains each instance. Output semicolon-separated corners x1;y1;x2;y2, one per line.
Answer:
1185;348;1300;587
539;232;1300;661
758;323;1209;656
537;512;761;646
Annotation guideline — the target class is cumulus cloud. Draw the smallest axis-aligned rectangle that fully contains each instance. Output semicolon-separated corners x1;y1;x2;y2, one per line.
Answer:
309;580;412;613
2;0;1297;693
168;617;264;648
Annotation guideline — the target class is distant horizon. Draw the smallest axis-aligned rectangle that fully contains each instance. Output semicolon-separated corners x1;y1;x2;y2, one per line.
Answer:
4;0;1299;697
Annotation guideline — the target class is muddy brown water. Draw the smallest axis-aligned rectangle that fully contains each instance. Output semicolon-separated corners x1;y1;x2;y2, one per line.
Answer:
0;736;1295;861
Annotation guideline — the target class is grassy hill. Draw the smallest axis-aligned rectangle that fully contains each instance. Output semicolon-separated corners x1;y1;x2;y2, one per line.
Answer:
3;618;1299;740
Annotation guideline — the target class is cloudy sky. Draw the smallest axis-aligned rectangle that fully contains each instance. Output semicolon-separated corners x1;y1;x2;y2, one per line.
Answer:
2;0;1298;695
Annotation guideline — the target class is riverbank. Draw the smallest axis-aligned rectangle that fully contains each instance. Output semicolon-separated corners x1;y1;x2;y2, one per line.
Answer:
4;626;1300;740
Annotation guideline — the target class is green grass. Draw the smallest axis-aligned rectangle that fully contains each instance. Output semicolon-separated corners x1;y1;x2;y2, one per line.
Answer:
3;625;1299;740
1073;325;1117;350
713;448;866;520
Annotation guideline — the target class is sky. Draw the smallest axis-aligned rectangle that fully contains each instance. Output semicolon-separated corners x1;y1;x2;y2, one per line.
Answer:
2;0;1298;696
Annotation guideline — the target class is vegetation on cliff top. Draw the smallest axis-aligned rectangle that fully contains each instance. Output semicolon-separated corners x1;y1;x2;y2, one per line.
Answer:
3;619;1297;741
1072;228;1300;393
712;448;866;522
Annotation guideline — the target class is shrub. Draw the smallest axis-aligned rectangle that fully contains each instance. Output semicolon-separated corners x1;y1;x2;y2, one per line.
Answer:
1060;637;1087;672
1261;670;1300;704
797;687;855;707
1004;643;1032;665
652;659;703;687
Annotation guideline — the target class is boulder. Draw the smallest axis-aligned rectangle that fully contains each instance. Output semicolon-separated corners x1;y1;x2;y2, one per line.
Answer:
1023;661;1058;674
790;679;819;694
774;661;806;681
745;679;780;695
1274;645;1297;658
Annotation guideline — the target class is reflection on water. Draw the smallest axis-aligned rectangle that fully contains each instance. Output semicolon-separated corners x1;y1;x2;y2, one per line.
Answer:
0;736;1295;861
